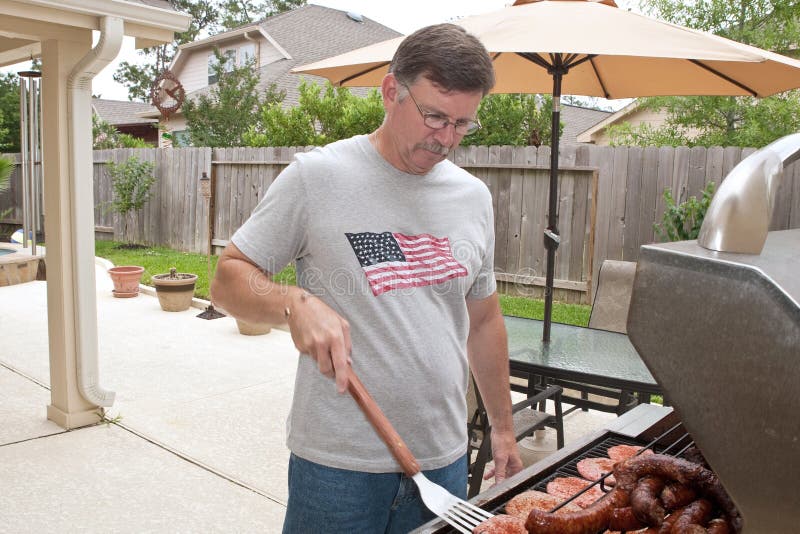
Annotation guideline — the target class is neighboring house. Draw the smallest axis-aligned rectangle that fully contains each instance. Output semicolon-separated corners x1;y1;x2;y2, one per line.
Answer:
92;99;159;145
560;103;613;145
577;99;673;145
144;5;401;146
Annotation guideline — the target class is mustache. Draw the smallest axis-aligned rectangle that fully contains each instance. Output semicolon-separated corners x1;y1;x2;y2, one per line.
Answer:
416;142;450;156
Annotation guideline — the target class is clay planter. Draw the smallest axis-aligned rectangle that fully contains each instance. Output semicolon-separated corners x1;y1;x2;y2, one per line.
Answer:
152;268;198;312
108;266;145;298
236;318;271;336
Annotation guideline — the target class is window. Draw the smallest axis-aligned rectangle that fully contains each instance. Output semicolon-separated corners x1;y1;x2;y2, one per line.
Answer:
172;130;191;147
207;49;236;85
239;43;256;67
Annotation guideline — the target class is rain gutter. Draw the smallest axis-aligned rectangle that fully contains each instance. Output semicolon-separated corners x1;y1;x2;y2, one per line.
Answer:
66;15;123;407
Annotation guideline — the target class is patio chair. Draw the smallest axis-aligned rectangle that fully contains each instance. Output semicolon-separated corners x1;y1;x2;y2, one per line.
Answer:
466;374;564;498
560;259;639;414
588;260;637;334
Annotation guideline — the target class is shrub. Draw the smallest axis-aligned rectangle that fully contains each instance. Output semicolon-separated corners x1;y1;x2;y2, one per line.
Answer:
107;156;156;246
654;181;716;242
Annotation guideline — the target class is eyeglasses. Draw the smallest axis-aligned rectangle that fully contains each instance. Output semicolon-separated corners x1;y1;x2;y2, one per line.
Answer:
401;84;481;136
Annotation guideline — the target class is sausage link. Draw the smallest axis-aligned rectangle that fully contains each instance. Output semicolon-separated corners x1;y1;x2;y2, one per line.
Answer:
707;517;733;534
608;506;646;531
630;475;666;526
525;486;628;534
660;482;697;510
669;498;713;533
614;454;742;533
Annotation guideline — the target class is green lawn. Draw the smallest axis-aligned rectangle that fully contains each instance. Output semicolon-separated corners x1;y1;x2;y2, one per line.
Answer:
96;240;590;324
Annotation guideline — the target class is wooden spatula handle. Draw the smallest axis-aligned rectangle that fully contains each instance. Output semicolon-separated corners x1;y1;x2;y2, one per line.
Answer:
347;369;420;477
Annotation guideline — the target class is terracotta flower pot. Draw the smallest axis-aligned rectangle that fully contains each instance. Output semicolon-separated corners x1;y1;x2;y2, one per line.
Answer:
152;268;197;312
236;318;271;336
108;265;145;298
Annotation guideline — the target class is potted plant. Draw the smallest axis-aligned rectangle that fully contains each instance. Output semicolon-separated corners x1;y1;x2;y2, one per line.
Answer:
235;318;271;336
108;265;145;298
152;267;197;312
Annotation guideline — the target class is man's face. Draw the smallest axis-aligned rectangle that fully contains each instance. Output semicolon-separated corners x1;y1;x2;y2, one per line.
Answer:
382;75;483;175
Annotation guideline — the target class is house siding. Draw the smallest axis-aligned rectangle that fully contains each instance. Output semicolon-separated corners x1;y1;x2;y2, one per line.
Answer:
590;108;668;145
175;35;286;94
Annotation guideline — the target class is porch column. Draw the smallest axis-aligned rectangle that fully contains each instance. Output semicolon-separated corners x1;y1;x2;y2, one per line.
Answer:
40;35;101;429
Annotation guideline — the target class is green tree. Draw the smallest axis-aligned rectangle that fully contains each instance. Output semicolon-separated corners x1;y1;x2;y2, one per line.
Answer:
618;0;800;148
182;52;284;147
114;1;305;102
0;73;21;152
218;0;306;28
465;94;559;147
107;156;156;247
244;80;383;146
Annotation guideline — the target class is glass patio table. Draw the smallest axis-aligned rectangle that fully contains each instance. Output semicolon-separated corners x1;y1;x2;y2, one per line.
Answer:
504;315;662;414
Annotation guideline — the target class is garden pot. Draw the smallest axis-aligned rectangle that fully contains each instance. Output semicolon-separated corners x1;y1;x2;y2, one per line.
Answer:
152;268;197;312
108;265;145;298
236;318;271;336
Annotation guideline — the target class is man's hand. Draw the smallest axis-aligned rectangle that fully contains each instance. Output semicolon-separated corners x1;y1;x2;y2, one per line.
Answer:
286;290;353;393
482;428;523;486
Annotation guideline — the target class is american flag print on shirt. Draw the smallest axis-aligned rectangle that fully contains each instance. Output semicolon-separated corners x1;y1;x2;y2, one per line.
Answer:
346;231;468;296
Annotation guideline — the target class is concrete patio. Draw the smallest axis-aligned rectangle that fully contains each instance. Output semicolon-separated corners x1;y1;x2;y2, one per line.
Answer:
0;262;615;533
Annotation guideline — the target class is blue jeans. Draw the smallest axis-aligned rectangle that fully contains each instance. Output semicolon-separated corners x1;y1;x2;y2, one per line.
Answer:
282;453;468;534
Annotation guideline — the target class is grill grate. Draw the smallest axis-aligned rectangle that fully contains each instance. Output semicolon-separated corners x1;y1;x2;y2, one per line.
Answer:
429;422;696;533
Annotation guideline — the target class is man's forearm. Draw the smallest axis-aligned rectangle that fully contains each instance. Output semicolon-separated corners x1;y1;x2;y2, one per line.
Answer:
211;252;303;326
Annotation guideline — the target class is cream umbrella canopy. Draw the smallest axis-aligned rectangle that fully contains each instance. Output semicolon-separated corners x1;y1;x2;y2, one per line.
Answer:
293;0;800;341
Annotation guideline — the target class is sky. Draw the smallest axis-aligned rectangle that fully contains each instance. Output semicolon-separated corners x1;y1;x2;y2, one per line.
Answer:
2;0;635;105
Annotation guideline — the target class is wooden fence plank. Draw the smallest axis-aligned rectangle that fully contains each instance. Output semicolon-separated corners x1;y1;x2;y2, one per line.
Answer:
602;147;626;261
637;147;660;252
623;147;643;261
506;147;524;275
491;145;511;273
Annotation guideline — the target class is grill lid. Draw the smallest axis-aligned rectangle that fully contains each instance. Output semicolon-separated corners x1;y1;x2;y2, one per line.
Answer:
628;228;800;533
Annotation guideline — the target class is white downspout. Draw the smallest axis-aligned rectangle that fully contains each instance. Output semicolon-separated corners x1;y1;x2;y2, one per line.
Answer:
66;16;123;406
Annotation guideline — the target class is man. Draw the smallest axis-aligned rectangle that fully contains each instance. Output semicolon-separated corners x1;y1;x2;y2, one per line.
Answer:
211;23;522;533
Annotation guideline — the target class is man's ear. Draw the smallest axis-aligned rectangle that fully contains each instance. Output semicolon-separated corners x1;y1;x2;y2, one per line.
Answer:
381;73;399;108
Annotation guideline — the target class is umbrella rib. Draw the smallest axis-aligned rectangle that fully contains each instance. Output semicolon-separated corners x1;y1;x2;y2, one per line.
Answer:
339;61;391;86
519;52;554;70
690;59;758;97
588;57;610;99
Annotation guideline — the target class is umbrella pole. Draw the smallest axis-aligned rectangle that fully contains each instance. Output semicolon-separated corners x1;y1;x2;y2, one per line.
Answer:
543;66;565;342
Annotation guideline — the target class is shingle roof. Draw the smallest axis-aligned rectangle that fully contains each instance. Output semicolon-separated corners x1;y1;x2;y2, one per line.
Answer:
560;104;612;144
187;4;401;106
92;99;158;126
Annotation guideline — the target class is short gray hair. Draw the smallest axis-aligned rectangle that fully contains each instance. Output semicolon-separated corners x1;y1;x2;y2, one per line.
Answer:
389;24;495;96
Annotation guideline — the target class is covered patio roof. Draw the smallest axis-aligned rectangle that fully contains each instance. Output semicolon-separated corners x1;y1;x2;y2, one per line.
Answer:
0;0;190;428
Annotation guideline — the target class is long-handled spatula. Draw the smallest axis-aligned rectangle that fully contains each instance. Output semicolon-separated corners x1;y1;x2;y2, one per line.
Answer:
347;369;493;533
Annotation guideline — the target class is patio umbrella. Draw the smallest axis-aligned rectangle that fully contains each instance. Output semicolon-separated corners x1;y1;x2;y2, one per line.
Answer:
293;0;800;341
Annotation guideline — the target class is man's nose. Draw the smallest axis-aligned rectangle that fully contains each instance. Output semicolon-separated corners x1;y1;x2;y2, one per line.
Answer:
432;123;457;147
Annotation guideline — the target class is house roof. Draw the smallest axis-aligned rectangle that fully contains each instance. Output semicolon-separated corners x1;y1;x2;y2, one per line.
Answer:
560;104;613;144
92;98;158;126
576;100;640;143
182;4;401;107
126;0;175;9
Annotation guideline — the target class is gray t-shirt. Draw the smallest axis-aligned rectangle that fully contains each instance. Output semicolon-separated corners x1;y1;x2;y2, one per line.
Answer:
232;135;496;472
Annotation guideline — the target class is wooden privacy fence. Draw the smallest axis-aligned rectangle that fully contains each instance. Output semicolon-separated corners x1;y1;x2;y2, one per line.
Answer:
1;144;799;303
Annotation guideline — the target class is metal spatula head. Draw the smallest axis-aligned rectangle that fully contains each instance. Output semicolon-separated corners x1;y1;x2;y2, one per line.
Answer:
412;472;493;533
